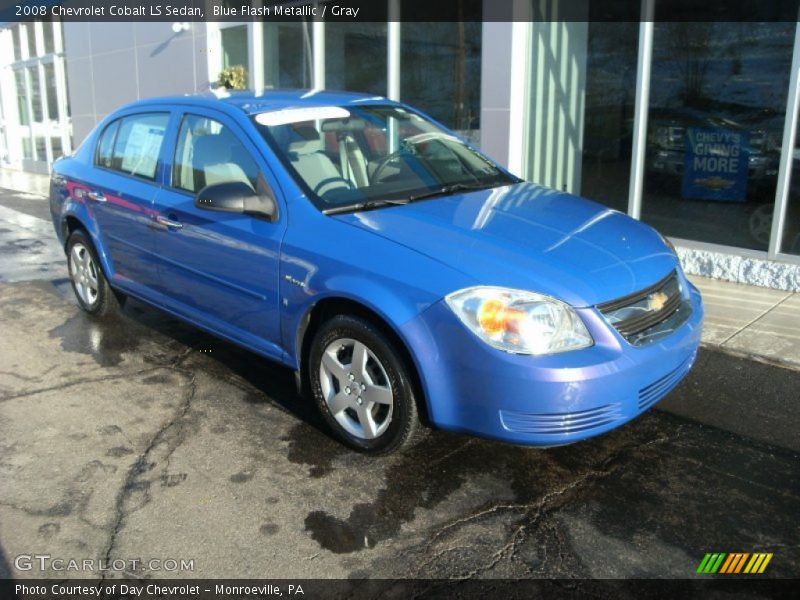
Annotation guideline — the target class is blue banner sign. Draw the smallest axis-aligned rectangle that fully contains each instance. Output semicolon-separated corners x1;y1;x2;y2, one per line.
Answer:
682;127;749;202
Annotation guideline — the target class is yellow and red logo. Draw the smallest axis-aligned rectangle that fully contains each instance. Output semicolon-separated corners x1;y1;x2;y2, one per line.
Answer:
697;552;773;574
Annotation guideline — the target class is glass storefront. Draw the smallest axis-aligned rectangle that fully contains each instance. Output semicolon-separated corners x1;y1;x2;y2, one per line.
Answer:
641;22;794;251
401;22;482;138
580;22;639;213
781;113;800;255
220;25;249;72
518;10;798;265
325;23;387;96
2;22;71;171
211;17;481;138
263;22;312;88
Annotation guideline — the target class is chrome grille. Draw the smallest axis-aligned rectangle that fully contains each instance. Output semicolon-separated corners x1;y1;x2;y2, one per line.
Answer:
598;271;688;345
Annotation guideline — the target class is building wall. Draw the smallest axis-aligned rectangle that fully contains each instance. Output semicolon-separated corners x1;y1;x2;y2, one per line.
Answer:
63;22;210;145
39;16;800;292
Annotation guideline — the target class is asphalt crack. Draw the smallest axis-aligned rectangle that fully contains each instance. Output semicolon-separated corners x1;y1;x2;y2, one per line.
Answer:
97;356;197;584
0;368;165;404
412;431;676;579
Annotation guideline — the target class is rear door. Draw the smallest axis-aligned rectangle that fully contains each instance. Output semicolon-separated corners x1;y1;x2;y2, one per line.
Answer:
88;111;171;294
152;109;287;359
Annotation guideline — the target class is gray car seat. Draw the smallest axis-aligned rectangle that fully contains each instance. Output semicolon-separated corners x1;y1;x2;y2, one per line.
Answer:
287;126;350;196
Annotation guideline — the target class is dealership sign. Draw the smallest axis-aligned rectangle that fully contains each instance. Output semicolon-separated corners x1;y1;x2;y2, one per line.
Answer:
683;127;750;202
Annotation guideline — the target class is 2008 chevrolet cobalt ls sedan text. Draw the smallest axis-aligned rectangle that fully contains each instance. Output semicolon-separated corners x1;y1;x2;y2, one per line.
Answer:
49;90;703;454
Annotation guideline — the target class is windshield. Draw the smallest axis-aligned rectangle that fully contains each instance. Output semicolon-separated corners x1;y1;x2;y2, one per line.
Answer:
251;105;517;213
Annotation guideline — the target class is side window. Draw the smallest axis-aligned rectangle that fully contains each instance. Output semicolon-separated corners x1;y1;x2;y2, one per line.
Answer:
111;113;170;180
95;120;120;169
173;114;260;193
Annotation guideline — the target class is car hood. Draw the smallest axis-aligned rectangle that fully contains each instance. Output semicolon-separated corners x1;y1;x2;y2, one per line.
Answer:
333;182;678;307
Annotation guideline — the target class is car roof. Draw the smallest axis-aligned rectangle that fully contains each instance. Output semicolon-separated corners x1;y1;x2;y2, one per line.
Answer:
124;89;396;116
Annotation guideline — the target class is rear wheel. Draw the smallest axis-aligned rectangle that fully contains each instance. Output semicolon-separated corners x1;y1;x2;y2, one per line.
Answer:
66;230;123;317
309;315;422;455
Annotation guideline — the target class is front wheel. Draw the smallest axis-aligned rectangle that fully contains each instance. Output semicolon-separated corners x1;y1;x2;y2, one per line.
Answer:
309;315;422;455
66;230;123;317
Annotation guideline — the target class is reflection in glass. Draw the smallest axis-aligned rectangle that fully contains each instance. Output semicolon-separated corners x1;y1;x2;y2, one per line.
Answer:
641;22;793;251
580;22;638;212
15;70;29;126
51;137;64;160
43;22;55;54
28;66;43;123
12;26;22;61
780;119;800;255
44;63;59;121
22;138;33;159
401;22;482;139
35;136;47;162
220;25;249;72
253;105;514;212
263;22;312;88
325;23;387;96
25;23;37;58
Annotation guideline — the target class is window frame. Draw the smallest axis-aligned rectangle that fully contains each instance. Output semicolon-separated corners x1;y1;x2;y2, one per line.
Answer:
93;119;121;170
93;111;171;183
169;111;264;197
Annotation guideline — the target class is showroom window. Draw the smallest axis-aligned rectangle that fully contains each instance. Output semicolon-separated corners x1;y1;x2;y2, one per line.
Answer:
780;107;800;255
524;16;639;205
580;22;639;213
325;23;387;95
3;21;71;171
400;21;482;140
263;22;313;88
221;25;249;72
640;22;795;251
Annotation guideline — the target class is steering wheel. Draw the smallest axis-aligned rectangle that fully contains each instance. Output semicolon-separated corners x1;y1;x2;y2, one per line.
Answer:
371;145;415;184
313;176;355;196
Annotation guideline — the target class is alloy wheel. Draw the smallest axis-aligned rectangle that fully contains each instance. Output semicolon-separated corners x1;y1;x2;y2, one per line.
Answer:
318;337;394;440
69;243;100;307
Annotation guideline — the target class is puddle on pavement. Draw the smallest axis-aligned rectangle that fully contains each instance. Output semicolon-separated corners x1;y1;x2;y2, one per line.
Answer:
300;431;570;554
299;413;696;556
48;312;142;367
285;422;349;478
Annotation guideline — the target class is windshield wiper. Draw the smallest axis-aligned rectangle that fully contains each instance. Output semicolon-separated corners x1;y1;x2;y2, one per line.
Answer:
406;181;499;203
323;181;503;215
323;198;409;215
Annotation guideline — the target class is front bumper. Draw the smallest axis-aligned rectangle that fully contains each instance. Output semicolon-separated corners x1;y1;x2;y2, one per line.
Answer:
400;276;704;446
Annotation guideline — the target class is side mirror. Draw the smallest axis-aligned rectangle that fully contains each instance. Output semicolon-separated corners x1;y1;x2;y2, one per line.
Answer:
195;180;278;222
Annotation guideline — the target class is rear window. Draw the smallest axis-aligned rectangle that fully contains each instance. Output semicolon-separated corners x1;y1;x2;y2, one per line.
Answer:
109;113;170;180
95;120;120;169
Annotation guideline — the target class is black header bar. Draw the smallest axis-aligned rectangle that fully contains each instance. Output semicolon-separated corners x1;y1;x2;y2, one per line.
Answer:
1;0;799;24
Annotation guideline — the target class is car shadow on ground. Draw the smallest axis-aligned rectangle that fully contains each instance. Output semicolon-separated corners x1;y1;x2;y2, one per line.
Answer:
47;278;324;430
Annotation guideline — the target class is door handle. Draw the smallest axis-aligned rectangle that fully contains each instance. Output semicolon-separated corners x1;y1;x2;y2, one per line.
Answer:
86;191;106;203
155;215;183;230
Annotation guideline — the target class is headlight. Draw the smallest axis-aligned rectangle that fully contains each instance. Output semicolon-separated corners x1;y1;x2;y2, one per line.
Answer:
445;287;593;355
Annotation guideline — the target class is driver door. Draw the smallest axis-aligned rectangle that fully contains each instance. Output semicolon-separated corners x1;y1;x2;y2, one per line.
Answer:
152;110;286;359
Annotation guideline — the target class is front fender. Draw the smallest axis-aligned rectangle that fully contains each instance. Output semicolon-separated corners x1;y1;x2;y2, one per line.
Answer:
281;273;434;372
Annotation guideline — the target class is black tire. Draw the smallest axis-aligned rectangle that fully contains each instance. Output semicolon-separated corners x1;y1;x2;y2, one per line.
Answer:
66;229;124;317
309;314;423;455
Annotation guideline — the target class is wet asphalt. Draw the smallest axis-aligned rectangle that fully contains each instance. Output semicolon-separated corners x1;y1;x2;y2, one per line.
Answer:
0;187;798;580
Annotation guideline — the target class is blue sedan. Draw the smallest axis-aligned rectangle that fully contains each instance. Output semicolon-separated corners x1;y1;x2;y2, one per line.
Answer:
49;90;703;454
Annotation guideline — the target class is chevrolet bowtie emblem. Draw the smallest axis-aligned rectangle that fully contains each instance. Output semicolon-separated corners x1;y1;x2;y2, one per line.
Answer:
648;291;669;312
